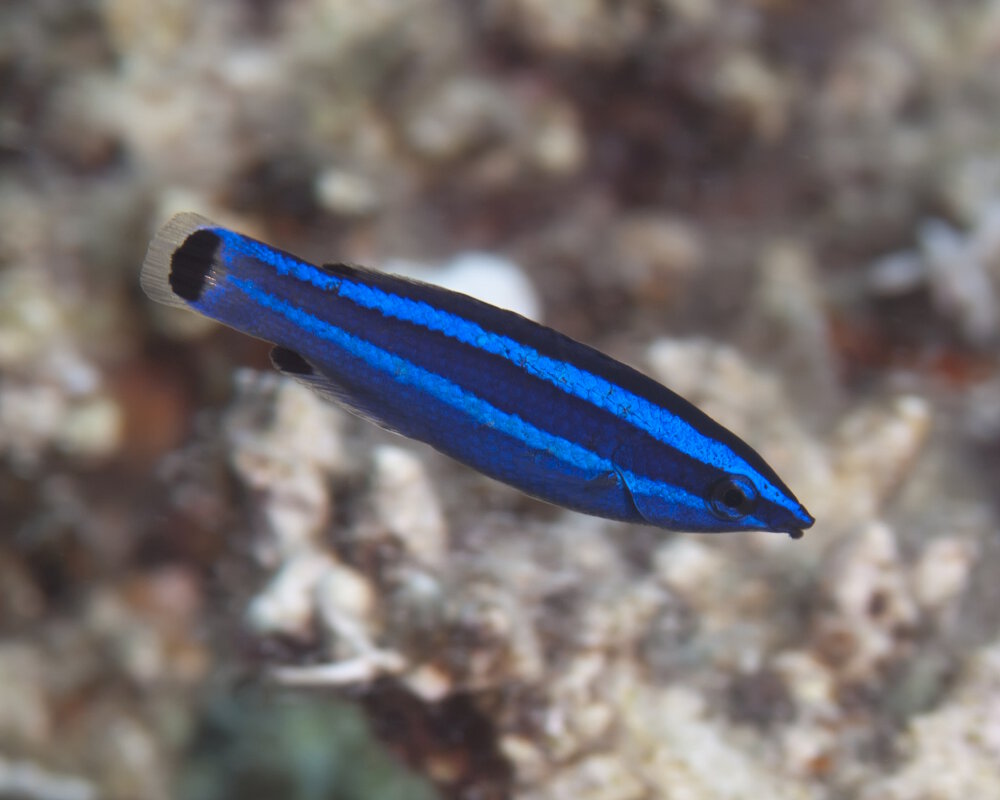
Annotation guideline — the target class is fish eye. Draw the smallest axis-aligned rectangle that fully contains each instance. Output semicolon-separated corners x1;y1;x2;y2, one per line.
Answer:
708;475;758;521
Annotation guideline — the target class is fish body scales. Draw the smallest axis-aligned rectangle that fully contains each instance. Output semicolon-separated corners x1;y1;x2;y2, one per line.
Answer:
141;213;814;537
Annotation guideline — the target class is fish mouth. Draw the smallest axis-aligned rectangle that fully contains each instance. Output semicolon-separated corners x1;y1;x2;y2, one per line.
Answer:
784;505;816;539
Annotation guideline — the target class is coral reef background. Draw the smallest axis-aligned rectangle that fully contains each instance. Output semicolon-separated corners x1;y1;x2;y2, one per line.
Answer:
1;1;999;798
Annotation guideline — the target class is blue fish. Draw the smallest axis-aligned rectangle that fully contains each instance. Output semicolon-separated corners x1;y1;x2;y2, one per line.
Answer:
142;213;814;538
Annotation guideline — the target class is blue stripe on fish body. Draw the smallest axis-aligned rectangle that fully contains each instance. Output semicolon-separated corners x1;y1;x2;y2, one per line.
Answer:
212;228;800;515
140;213;814;537
228;276;717;526
198;240;751;516
212;229;803;522
218;229;748;466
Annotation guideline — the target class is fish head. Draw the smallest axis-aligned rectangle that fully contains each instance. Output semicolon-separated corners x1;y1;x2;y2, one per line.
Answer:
619;443;814;538
702;471;814;538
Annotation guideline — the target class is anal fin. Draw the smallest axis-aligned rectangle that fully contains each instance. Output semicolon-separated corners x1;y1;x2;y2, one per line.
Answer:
269;346;404;435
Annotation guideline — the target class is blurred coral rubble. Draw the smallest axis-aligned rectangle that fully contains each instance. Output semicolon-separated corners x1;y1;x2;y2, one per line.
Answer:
1;1;1000;799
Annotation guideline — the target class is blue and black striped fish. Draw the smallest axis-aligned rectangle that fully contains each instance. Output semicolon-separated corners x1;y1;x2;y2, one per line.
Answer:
142;213;814;538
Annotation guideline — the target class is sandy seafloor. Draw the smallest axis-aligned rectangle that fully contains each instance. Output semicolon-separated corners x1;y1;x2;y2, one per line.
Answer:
2;1;1000;798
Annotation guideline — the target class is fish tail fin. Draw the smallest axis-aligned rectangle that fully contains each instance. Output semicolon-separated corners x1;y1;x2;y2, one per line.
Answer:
140;212;222;309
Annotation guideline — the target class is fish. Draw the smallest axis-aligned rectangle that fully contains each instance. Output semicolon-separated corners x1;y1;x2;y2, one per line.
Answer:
141;213;814;538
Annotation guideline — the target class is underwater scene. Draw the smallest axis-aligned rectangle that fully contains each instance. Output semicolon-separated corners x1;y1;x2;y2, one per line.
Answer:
1;1;999;798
